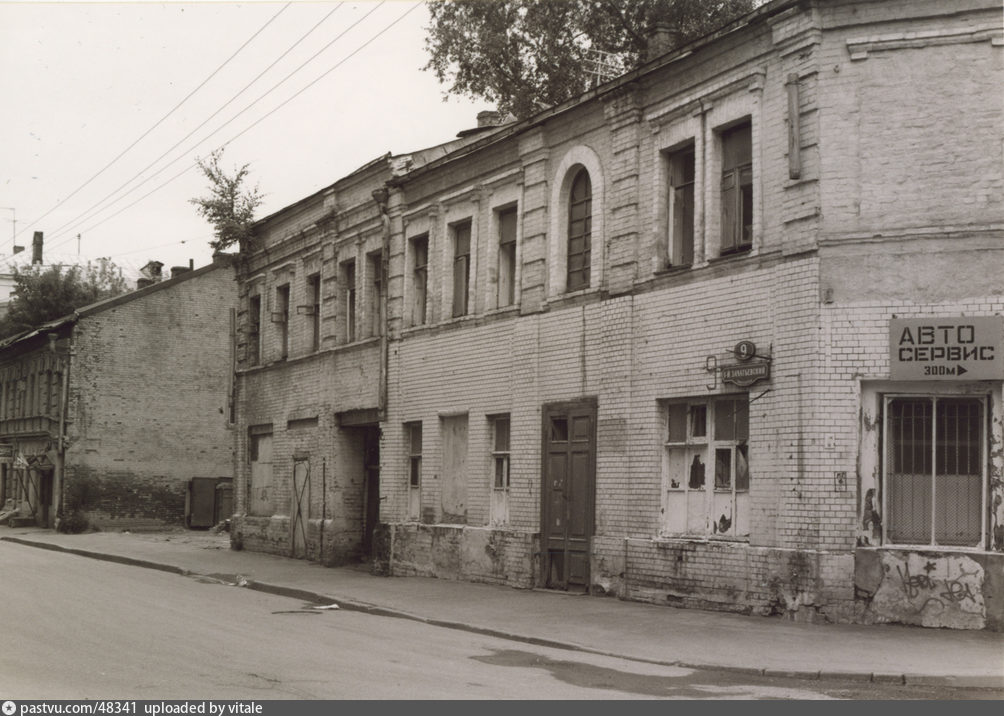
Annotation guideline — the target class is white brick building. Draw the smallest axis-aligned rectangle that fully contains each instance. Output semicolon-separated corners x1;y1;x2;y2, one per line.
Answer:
232;0;1004;630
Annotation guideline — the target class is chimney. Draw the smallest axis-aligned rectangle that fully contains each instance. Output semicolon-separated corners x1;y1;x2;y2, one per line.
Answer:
32;231;43;265
476;110;501;128
140;260;164;283
170;266;191;279
646;23;680;61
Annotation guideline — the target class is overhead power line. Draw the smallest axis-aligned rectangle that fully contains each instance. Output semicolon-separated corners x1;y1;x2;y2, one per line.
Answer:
14;2;292;244
46;2;347;247
49;2;423;251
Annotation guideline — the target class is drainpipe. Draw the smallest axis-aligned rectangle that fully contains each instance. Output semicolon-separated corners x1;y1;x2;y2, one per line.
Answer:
55;339;70;524
372;187;391;422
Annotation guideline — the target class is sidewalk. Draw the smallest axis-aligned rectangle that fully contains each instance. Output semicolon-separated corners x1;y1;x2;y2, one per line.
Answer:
2;527;1002;688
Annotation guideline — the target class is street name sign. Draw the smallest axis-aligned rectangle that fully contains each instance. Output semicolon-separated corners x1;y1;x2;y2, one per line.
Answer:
889;316;1003;380
721;360;770;387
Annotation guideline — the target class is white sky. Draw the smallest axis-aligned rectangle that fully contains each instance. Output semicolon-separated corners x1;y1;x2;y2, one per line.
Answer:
0;1;490;277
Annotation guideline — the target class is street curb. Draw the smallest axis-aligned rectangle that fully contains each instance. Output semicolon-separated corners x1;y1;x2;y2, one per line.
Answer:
4;535;1002;690
1;536;188;576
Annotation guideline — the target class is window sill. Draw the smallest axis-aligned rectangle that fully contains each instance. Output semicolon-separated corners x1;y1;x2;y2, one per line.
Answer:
652;264;694;277
336;336;381;350
544;286;602;310
862;543;989;554
654;534;750;544
707;248;753;264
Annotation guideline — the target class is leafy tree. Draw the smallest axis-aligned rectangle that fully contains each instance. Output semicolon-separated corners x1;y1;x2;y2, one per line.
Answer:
0;258;129;338
190;148;264;253
424;0;755;119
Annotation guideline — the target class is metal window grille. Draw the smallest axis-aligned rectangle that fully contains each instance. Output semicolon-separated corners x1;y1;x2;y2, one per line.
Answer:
885;396;984;547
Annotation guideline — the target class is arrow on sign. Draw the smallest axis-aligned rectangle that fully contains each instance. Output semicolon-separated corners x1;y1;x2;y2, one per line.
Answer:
957;365;967;376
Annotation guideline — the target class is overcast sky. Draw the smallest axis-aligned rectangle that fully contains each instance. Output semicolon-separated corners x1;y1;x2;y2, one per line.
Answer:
0;1;490;277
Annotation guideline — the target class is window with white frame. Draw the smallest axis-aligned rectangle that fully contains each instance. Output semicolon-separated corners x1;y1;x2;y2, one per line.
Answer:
666;143;695;268
452;220;472;317
489;414;510;525
663;396;749;537
341;259;356;343
567;169;592;292
406;421;422;520
496;207;517;308
883;395;986;548
367;250;383;338
410;234;429;326
719;120;753;254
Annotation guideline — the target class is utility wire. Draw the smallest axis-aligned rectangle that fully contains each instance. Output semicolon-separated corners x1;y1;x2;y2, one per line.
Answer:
46;3;346;248
14;3;291;244
54;2;421;247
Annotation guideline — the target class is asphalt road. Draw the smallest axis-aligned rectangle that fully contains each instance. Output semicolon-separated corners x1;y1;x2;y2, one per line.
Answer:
0;541;998;700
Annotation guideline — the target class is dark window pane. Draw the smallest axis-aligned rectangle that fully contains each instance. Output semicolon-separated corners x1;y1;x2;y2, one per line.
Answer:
667;403;687;443
715;448;732;489
688;454;705;488
551;418;568;442
736;444;749;490
567;169;592;292
690;405;707;438
410;457;421;487
494;417;510;452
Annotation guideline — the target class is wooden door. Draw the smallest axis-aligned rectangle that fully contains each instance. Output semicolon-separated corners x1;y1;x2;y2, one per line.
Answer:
541;400;596;591
441;415;468;523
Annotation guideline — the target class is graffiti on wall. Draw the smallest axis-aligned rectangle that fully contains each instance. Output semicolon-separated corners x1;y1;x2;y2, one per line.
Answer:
870;552;985;630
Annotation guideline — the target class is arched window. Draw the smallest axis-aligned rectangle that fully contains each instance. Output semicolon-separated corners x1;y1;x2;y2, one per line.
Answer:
566;170;592;291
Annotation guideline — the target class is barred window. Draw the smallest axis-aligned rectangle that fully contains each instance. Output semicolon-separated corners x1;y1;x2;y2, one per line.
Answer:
884;396;985;547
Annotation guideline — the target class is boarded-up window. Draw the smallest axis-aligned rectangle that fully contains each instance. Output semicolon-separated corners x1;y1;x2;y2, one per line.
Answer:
885;396;984;547
248;428;274;516
441;414;469;523
720;121;753;254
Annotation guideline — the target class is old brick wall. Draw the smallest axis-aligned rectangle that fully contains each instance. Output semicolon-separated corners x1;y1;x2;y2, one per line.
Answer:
232;159;388;562
64;260;237;528
225;0;1004;628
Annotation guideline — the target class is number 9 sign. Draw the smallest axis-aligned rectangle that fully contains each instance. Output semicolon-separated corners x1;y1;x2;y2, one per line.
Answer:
735;340;756;362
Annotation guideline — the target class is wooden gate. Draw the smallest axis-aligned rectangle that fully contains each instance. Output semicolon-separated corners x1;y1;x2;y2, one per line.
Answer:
540;399;596;591
291;458;309;559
